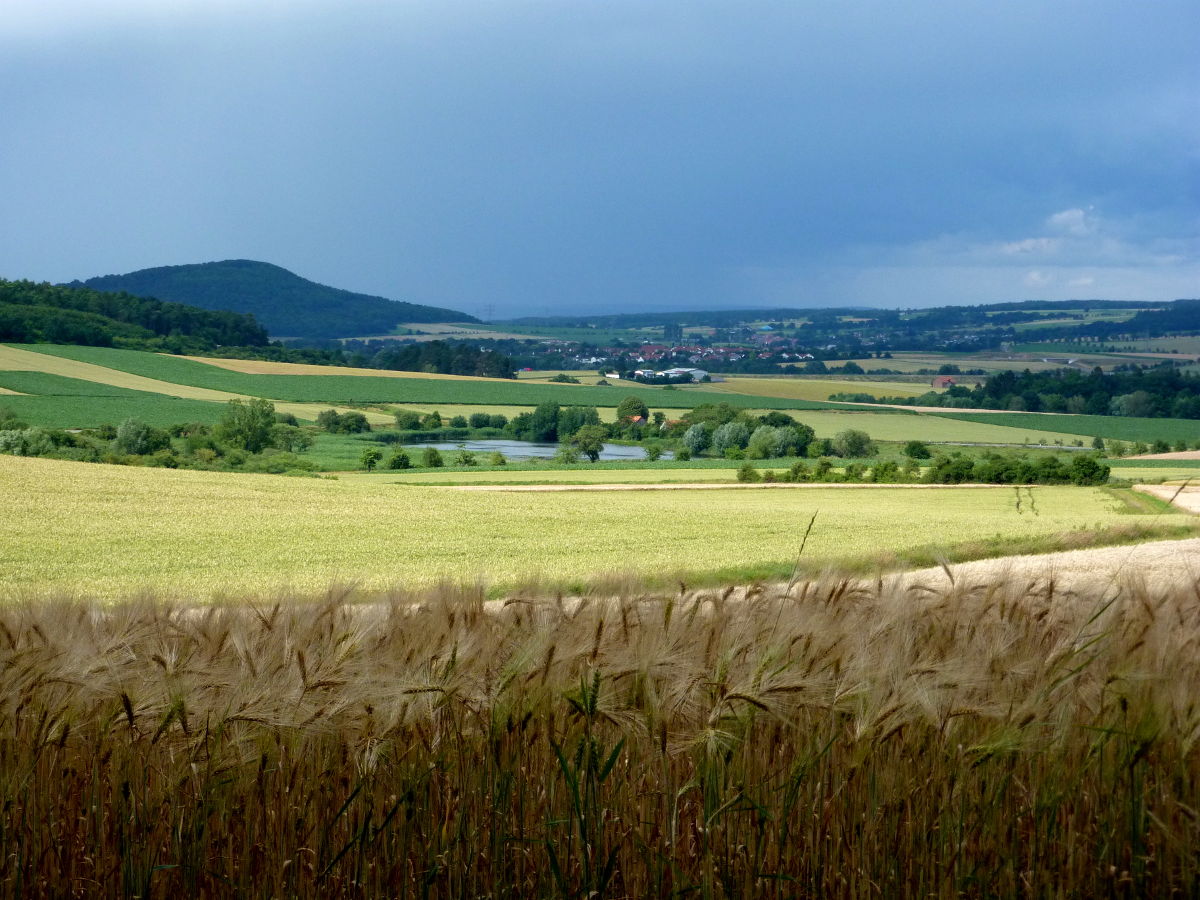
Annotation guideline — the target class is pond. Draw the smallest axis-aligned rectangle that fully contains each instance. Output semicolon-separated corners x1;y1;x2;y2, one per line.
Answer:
404;438;672;461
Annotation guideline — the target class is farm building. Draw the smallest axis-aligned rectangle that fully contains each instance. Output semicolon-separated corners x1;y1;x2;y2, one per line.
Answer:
931;375;957;388
660;367;715;382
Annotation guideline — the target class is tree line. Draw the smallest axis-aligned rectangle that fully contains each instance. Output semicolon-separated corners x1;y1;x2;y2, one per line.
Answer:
835;364;1200;418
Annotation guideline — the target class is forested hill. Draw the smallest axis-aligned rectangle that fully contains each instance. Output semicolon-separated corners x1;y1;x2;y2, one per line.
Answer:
0;279;268;351
75;260;479;340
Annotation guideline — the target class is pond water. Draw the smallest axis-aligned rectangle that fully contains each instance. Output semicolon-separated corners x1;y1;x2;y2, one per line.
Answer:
404;438;671;461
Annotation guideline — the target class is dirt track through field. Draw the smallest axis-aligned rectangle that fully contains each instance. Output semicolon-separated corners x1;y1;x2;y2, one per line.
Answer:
899;537;1200;596
1136;483;1200;513
1132;450;1200;460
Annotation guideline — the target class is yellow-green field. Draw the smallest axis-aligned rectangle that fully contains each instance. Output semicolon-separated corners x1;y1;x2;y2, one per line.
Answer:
708;376;939;401
2;456;1186;601
337;467;744;485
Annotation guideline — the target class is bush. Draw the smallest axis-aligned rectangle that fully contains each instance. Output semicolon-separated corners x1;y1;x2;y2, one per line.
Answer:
421;447;444;468
832;429;876;458
0;428;55;457
387;449;412;470
454;448;478;467
395;411;423;430
114;419;170;456
675;447;691;461
736;462;761;483
488;451;506;466
318;409;371;434
903;440;931;459
869;460;900;483
449;416;469;428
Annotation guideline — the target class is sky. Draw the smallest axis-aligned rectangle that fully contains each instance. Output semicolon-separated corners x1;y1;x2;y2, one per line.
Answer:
1;1;1196;319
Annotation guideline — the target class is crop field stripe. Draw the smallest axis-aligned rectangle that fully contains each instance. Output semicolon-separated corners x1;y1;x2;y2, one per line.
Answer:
929;410;1200;443
2;455;1192;601
11;344;869;410
183;355;518;380
0;344;252;402
0;371;165;397
0;394;231;428
707;376;936;401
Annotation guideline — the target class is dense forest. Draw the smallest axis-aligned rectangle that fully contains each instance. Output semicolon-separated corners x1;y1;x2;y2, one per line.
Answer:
76;259;478;339
0;279;268;350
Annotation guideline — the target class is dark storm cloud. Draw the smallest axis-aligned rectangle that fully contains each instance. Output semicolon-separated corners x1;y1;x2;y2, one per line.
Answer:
1;1;1196;316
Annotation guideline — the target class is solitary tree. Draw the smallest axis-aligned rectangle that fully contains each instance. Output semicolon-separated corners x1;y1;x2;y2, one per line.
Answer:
360;447;383;471
571;424;608;462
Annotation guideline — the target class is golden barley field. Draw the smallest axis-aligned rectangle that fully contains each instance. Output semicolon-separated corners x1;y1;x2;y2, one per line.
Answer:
2;572;1199;896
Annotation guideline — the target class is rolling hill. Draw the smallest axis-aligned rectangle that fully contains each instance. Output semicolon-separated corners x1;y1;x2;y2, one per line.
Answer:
73;259;478;340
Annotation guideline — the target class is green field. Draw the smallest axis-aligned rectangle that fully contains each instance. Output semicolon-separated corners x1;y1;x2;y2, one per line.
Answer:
0;392;227;428
2;455;1190;600
0;371;156;396
931;411;1200;443
14;344;852;410
707;376;937;401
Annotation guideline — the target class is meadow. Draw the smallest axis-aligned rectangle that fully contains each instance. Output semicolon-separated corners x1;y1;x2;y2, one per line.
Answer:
2;455;1192;601
4;572;1199;896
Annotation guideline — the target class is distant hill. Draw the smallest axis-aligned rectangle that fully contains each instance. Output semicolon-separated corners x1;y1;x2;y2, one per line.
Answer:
0;279;268;351
74;260;478;340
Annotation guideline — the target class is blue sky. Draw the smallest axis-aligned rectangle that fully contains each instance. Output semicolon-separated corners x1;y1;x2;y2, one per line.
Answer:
1;1;1196;318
